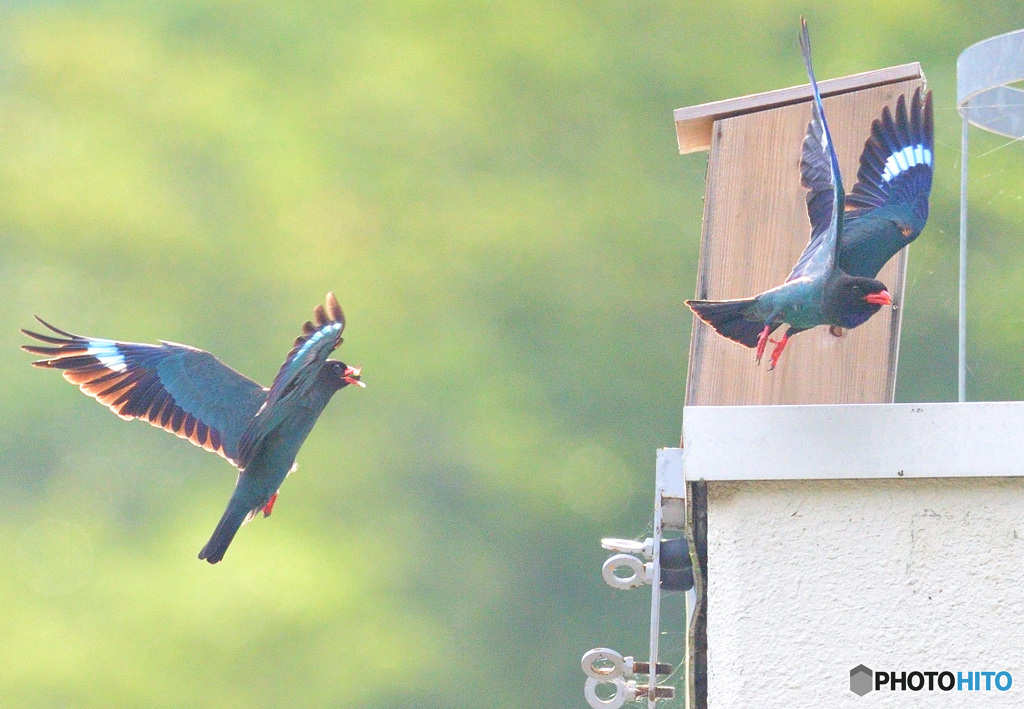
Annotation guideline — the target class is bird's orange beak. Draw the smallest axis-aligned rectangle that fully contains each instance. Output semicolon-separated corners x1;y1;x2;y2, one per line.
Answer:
344;365;366;388
863;290;892;306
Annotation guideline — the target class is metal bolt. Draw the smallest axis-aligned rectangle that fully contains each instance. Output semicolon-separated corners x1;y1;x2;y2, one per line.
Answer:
632;684;676;700
631;661;674;677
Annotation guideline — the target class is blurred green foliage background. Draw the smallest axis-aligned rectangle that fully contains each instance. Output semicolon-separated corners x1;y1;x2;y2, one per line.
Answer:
1;1;1022;706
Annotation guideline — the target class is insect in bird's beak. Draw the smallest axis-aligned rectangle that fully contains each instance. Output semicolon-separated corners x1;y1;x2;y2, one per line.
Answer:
863;290;892;306
343;364;365;388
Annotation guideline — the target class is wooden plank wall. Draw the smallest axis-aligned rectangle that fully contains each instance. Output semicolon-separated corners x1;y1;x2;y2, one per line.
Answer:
685;78;923;407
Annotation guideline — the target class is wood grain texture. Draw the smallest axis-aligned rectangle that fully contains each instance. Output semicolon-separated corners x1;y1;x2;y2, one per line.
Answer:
674;63;922;154
685;78;923;407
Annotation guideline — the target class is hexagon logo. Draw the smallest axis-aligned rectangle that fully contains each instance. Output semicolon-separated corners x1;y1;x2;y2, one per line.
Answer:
850;665;873;696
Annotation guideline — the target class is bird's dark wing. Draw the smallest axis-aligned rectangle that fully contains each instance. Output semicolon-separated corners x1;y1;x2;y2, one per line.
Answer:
234;292;346;469
846;88;934;218
264;292;346;408
22;318;267;466
786;18;845;283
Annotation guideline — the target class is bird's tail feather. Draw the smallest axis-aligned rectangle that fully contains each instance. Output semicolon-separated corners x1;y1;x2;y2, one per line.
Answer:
686;297;765;348
198;499;260;564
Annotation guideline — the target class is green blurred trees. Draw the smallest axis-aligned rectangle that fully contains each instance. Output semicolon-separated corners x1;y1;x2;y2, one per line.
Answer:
1;1;1022;706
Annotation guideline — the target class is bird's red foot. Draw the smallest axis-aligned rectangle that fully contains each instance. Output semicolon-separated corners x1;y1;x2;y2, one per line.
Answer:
754;325;772;365
829;325;844;338
767;333;790;371
262;492;279;518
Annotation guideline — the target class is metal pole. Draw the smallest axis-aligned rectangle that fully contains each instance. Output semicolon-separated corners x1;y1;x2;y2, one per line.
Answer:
647;494;663;709
959;113;968;403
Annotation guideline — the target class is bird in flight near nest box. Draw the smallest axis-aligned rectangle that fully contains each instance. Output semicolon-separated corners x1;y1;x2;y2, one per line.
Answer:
686;18;932;369
22;292;364;564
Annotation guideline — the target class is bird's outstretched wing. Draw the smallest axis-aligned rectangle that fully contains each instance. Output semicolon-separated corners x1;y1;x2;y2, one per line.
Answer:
22;318;267;465
234;292;346;469
846;87;933;219
786;17;845;283
264;292;346;407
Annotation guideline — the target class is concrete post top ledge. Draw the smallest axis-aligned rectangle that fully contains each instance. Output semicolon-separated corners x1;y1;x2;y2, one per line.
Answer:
684;399;1024;413
680;400;1024;481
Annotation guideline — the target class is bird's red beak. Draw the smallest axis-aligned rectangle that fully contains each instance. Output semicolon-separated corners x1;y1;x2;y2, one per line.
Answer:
863;290;892;306
343;365;366;388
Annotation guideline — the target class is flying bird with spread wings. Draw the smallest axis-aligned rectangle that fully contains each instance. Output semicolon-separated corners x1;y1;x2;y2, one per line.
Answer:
686;19;932;369
22;292;364;563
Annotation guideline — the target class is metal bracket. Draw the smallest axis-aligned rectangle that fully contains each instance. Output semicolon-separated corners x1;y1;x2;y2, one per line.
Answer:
582;648;676;709
583;448;697;707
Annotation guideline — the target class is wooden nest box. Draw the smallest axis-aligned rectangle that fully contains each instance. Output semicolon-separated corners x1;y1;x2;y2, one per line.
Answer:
676;63;926;407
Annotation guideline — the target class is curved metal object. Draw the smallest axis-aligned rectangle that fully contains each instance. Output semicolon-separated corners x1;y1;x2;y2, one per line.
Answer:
955;29;1024;403
584;676;630;709
602;553;651;590
582;648;627;680
958;29;1024;138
